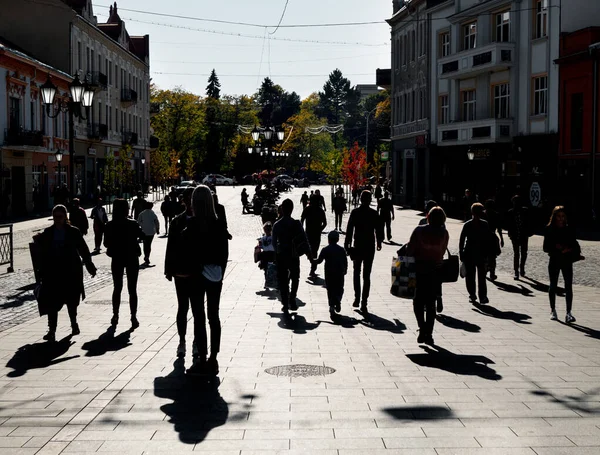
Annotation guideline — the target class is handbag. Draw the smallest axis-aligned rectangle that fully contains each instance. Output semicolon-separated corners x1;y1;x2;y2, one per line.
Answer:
440;249;459;283
291;222;310;258
390;254;417;299
459;261;467;279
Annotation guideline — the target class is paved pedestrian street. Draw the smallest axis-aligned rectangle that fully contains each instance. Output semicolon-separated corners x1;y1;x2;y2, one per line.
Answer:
0;186;599;455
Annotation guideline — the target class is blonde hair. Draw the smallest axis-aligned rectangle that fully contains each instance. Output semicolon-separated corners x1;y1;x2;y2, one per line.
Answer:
548;205;567;227
192;185;217;221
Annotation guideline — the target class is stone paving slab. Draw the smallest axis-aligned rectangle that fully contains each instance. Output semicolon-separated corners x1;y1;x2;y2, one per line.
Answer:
0;186;599;454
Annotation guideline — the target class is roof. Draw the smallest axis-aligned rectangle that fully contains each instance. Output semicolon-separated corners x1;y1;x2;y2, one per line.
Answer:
0;36;72;80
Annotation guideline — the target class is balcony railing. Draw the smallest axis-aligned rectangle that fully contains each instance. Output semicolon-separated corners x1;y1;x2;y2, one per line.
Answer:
438;42;515;79
88;71;108;91
122;130;138;146
392;119;430;139
87;123;108;140
149;135;159;149
3;128;44;147
437;118;512;146
121;87;138;104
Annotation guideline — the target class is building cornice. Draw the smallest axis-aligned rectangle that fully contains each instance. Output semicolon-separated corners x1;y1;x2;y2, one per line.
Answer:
387;0;427;26
447;0;512;24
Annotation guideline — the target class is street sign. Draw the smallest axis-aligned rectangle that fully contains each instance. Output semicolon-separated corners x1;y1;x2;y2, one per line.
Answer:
404;149;415;159
381;151;389;162
530;182;541;207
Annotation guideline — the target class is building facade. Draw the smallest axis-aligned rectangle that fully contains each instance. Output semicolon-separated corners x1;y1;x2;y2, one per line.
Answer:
0;41;72;217
388;0;431;208
0;0;153;205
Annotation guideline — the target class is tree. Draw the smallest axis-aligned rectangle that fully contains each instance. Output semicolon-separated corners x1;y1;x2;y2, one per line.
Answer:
206;69;221;100
341;142;367;190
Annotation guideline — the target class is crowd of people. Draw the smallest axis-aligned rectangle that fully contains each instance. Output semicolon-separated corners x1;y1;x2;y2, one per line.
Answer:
32;182;583;376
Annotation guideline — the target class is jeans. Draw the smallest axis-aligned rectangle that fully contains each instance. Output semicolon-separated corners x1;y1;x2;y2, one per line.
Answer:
174;276;193;341
307;232;321;273
383;218;392;240
334;211;343;230
163;216;170;235
143;234;155;262
549;259;573;313
111;258;139;319
353;250;375;305
93;225;104;251
413;271;439;337
48;295;80;331
276;255;300;309
465;260;487;300
512;238;529;272
326;274;344;309
190;275;222;359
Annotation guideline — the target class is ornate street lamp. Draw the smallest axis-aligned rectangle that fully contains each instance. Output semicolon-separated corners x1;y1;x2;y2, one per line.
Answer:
276;127;285;142
55;149;63;186
41;73;94;199
263;127;273;141
251;126;260;142
247;147;253;154
467;148;475;161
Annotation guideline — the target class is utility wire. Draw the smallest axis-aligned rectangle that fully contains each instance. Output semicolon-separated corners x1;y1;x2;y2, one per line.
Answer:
269;0;290;35
153;52;390;65
256;28;268;86
152;72;374;77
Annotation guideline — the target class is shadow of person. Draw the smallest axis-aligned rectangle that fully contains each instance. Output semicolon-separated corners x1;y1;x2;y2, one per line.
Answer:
436;314;481;333
558;321;600;340
266;312;321;334
358;312;406;334
295;298;307;308
406;345;502;380
520;276;565;295
139;263;156;269
306;275;326;287
319;314;360;328
471;303;532;324
528;382;600;415
383;240;402;246
492;280;535;297
383;405;454;420
154;359;239;445
6;335;78;378
255;289;278;300
1;283;37;309
81;328;133;357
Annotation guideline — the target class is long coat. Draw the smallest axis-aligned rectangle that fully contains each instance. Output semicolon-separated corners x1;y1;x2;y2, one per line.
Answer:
34;225;94;315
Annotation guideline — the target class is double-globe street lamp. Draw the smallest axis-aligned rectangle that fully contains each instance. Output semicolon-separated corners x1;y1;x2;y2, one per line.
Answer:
55;149;63;187
40;73;95;199
246;126;287;172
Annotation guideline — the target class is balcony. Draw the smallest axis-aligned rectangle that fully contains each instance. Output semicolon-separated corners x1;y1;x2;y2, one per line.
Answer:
88;71;108;91
87;123;108;140
149;135;159;149
376;68;391;90
437;118;513;146
121;87;138;106
3;128;43;147
438;42;515;80
392;119;430;139
122;130;138;146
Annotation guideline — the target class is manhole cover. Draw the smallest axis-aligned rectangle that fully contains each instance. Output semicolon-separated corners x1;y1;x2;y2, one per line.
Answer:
264;364;336;377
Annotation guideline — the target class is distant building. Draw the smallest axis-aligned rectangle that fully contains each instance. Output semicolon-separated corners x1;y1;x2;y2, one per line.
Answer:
356;84;384;100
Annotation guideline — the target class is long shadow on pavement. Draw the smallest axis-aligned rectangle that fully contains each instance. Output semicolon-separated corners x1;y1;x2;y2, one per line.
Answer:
358;311;406;334
153;359;245;444
558;321;600;341
528;380;600;415
318;314;360;328
1;283;37;309
6;335;78;378
267;312;321;334
81;328;133;357
306;275;326;287
406;345;502;380
255;289;278;300
520;276;565;295
471;303;532;324
492;280;535;297
384;406;454;420
436;314;481;333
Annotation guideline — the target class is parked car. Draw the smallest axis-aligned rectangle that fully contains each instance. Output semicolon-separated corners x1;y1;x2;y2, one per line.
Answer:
274;174;294;185
202;174;234;185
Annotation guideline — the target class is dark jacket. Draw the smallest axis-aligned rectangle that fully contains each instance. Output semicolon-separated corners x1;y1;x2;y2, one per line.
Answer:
90;206;108;229
69;207;89;235
316;243;348;279
377;198;394;220
272;215;307;257
344;205;384;252
104;219;144;262
506;207;531;241
131;197;146;220
34;224;95;309
459;218;491;262
332;196;347;213
301;205;327;235
160;201;172;218
543;225;579;261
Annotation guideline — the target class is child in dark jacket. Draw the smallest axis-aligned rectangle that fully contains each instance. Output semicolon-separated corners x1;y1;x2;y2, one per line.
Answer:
313;230;348;320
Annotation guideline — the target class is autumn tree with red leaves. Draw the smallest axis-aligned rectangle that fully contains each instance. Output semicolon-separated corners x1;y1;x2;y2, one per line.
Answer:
341;142;367;190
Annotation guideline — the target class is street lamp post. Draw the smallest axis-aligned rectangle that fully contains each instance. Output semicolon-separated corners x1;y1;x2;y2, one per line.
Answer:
55;149;63;188
41;73;95;200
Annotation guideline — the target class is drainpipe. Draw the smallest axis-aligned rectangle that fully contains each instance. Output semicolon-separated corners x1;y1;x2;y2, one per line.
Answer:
590;43;600;212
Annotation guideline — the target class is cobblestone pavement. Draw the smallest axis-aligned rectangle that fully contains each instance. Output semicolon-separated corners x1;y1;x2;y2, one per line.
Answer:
0;186;599;454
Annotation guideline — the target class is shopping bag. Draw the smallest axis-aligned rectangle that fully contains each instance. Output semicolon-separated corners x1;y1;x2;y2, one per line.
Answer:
254;245;261;263
459;261;467;279
390;255;417;299
265;263;278;289
440;249;459;283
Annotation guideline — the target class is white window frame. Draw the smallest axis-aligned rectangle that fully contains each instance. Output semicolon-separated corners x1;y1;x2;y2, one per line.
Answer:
439;94;449;124
535;0;548;39
462;90;476;121
463;21;477;50
495;11;511;42
440;31;450;57
533;76;548;115
493;83;510;119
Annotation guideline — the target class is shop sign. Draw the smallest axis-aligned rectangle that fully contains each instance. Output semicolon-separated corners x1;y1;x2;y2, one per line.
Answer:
88;148;96;156
381;151;389;162
530;182;541;207
415;135;427;147
404;149;416;159
471;148;492;160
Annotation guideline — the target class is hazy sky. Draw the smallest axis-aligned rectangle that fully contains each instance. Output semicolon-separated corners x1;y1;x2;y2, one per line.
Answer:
93;0;392;99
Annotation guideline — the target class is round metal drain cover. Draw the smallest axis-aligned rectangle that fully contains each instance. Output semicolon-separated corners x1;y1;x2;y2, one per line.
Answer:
264;364;336;377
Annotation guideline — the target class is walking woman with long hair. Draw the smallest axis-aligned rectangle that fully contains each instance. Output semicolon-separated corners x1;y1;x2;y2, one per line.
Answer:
544;206;581;323
34;205;97;341
104;199;145;330
185;185;228;377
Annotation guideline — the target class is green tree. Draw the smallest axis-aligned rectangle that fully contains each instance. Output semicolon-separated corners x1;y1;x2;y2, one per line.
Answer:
206;69;221;100
318;69;360;147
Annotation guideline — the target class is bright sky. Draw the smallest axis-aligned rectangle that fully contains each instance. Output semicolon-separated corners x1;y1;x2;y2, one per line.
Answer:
93;0;392;99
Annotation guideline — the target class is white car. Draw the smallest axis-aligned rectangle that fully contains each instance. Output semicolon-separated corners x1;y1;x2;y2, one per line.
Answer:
274;174;294;185
202;174;234;185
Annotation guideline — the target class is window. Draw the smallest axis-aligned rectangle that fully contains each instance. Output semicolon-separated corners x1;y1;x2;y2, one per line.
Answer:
411;30;416;61
495;11;510;42
493;83;510;118
30;100;35;130
78;42;82;70
91;49;94;71
419;90;425;119
115;64;118;88
462;21;477;50
63;111;68;139
570;93;584;150
439;95;449;124
440;31;450;57
108;61;112;84
403;93;408;123
533;75;548;115
42;104;46;135
403;35;407;65
462;90;476;121
86;47;90;72
535;0;548;39
411;91;416;122
9;97;21;129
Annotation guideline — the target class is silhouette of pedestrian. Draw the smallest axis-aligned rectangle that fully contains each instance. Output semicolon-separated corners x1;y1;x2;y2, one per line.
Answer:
407;206;449;345
104;199;144;330
90;198;108;253
332;189;347;231
34;205;96;342
315;189;326;211
460;203;491;304
378;191;395;241
68;198;88;236
300;191;309;210
131;191;146;220
344;190;383;314
138;201;160;265
506;195;532;279
241;188;250;214
160;195;172;235
312;230;347;320
483;199;504;281
418;200;444;312
301;194;327;276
